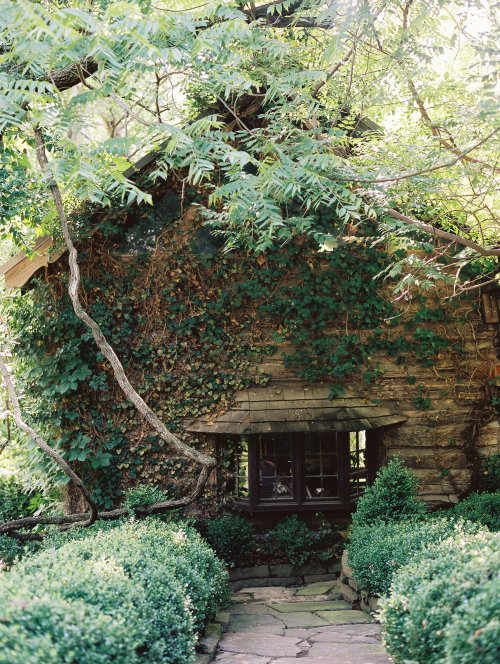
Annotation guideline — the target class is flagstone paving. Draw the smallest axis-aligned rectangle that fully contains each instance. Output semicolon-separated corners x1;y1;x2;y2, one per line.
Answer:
213;581;392;664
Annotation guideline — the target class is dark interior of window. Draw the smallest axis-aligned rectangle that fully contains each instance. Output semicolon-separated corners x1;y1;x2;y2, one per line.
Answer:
230;430;380;512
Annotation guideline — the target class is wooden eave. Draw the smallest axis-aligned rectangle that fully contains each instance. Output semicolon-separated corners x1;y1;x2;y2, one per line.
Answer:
185;383;406;435
0;236;64;290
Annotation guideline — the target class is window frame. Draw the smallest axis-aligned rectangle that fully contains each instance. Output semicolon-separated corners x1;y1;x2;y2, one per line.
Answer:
232;430;380;513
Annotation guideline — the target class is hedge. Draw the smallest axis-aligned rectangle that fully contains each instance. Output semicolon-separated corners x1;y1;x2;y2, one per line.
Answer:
348;516;481;596
444;580;500;664
380;530;499;664
450;491;500;531
0;518;229;664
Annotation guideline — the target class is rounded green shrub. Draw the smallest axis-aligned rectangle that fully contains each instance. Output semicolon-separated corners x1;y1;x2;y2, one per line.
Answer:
0;594;138;664
444;581;500;664
0;534;24;569
380;530;499;664
478;453;500;493
205;515;255;566
348;517;482;596
123;484;169;510
4;518;229;664
263;515;338;566
352;457;427;528
264;515;312;566
450;492;500;531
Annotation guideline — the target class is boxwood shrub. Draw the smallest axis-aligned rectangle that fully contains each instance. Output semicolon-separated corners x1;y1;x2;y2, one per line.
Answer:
450;491;500;531
205;515;255;566
443;581;500;664
478;453;500;493
348;517;481;596
380;530;499;664
351;457;427;528
0;518;229;664
0;593;139;664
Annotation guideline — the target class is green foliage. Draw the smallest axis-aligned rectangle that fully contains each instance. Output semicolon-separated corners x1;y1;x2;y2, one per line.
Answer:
450;492;500;531
0;594;138;664
0;474;34;522
352;457;427;528
348;517;481;596
380;530;499;664
0;534;24;569
205;514;255;567
443;582;500;664
478;453;500;493
6;207;452;507
264;515;339;567
123;484;169;510
2;518;229;664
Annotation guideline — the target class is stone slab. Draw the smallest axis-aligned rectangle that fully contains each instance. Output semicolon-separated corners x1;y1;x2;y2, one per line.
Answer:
308;642;389;660
230;566;270;581
195;655;210;664
269;564;294;578
218;634;301;658
295;581;337;596
311;631;380;644
230;604;271;615
228;624;284;635
231;578;300;591
270;600;350;613
215;611;231;626
240;587;296;600
278;612;330;628
274;656;390;664
316;610;373;624
230;614;281;627
338;582;359;603
213;655;271;664
304;573;339;583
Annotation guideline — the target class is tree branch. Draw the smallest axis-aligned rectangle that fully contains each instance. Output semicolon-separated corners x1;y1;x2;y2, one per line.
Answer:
384;208;500;257
0;342;98;528
31;126;215;505
0;464;212;538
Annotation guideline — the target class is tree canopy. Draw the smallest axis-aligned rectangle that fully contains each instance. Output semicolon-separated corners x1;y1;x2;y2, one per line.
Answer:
0;0;498;290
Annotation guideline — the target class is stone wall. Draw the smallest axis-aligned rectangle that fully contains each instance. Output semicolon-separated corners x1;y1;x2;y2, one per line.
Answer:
228;560;341;592
339;550;380;615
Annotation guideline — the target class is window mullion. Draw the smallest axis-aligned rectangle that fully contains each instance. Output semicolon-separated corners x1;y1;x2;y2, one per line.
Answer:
338;431;350;505
249;435;260;510
293;432;304;506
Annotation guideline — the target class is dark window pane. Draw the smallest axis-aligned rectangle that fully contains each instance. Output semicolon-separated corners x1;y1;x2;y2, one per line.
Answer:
259;433;293;501
323;476;338;498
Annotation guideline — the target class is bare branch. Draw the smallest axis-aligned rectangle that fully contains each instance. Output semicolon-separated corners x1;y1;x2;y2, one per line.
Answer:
0;343;98;528
0;464;212;538
384;208;500;257
32;127;215;478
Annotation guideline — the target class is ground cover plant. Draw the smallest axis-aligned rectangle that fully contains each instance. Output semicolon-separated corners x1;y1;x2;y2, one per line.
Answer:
0;518;229;664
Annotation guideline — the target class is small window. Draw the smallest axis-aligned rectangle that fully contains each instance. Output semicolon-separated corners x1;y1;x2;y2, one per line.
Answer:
233;429;380;511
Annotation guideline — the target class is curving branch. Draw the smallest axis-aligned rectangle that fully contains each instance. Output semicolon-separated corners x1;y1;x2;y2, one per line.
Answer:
33;128;214;471
384;208;500;257
0;343;98;528
0;464;212;539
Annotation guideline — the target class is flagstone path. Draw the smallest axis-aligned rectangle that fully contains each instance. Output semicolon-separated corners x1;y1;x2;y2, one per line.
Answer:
213;581;392;664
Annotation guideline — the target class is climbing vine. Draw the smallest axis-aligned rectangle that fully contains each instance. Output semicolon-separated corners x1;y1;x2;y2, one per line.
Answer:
7;185;463;508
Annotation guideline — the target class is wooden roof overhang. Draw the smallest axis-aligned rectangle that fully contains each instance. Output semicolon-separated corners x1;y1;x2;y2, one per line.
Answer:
185;383;407;435
0;236;64;290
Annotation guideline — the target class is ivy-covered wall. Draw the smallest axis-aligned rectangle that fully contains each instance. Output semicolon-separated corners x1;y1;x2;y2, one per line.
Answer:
7;183;498;510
